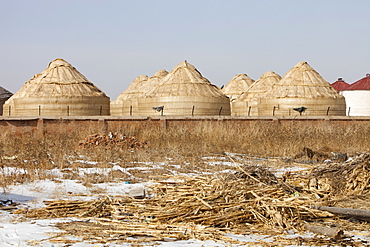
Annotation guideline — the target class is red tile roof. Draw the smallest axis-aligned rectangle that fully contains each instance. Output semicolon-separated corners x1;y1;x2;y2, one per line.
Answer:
331;78;350;92
346;74;370;90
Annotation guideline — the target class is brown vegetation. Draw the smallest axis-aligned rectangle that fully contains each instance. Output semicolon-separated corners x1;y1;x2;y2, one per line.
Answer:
1;121;370;245
0;121;370;189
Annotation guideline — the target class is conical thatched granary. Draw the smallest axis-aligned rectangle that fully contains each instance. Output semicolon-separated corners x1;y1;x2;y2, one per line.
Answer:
137;61;231;116
232;71;281;116
221;74;254;101
110;75;149;116
257;62;346;116
145;69;169;90
0;86;13;116
3;58;110;116
110;69;169;116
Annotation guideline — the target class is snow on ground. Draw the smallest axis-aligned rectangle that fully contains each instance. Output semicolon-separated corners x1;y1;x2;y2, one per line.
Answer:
0;153;369;246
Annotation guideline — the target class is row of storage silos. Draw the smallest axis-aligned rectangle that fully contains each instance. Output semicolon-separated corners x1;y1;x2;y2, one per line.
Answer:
0;58;367;117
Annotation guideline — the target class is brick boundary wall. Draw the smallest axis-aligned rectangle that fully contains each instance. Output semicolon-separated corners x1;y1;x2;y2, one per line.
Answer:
1;116;370;137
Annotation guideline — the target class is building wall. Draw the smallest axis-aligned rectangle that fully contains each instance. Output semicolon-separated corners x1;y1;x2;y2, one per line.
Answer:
342;90;370;116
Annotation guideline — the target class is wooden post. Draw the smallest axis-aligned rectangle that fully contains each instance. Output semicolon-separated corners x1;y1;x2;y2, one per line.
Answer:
130;105;133;116
348;107;351;116
38;105;41;116
192;106;195;116
273;106;276;116
248;106;251;116
326;106;330;116
67;106;70;116
8;105;11;116
219;107;223;116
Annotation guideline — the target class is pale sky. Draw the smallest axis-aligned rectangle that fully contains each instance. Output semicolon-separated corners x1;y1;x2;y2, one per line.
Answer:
1;0;369;100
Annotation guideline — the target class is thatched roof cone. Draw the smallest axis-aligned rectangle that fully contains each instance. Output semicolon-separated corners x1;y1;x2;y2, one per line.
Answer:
232;71;281;116
237;71;282;102
3;58;110;116
110;69;169;116
113;75;149;102
110;75;149;116
257;61;346;116
145;69;168;91
222;74;254;100
144;61;227;98
137;61;230;116
265;61;340;99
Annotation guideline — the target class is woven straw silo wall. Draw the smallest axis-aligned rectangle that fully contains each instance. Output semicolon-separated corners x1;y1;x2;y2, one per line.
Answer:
253;62;346;116
136;61;231;116
3;97;110;116
137;95;230;116
257;97;346;116
3;58;110;116
111;70;169;116
232;71;281;116
110;75;149;116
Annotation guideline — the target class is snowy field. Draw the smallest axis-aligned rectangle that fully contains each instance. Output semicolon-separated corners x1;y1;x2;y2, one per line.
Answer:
1;152;369;246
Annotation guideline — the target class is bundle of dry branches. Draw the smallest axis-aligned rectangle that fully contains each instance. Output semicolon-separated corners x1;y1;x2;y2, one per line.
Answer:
78;132;149;149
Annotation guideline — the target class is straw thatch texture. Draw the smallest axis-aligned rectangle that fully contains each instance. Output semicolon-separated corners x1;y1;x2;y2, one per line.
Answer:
110;75;149;116
3;58;110;116
257;62;346;116
232;71;281;116
110;70;169;116
221;74;254;101
0;86;13;116
145;69;169;91
137;61;230;116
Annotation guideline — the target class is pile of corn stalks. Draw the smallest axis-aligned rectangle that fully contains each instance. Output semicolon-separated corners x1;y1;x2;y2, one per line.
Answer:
16;155;370;245
308;152;370;196
15;175;334;244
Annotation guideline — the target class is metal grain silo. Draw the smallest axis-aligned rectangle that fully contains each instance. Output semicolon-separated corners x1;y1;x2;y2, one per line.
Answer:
331;78;349;95
342;74;370;116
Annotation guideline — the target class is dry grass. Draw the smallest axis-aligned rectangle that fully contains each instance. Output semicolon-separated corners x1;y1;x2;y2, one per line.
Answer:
0;121;370;189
